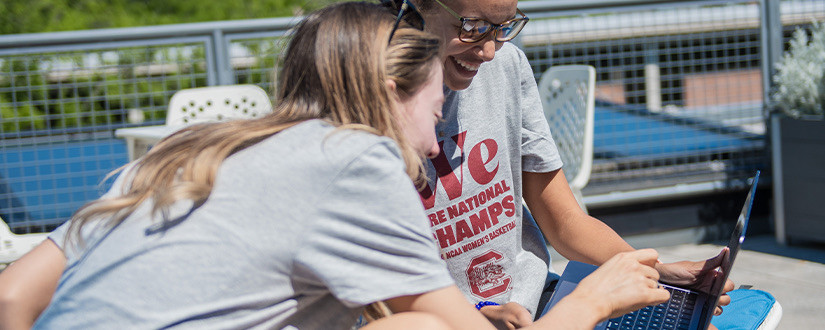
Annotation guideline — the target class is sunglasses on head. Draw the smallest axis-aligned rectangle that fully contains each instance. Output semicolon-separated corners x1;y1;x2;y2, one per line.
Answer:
381;0;426;44
433;0;528;43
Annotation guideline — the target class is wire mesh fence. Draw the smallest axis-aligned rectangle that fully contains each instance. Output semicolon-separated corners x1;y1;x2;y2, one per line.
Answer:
0;41;215;232
1;0;824;232
229;33;291;94
520;0;825;206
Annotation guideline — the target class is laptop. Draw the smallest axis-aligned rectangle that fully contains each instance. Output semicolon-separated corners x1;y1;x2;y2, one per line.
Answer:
543;171;760;330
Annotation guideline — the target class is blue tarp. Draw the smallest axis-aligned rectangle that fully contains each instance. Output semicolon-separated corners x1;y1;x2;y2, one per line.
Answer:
0;139;127;224
0;107;763;224
593;106;762;160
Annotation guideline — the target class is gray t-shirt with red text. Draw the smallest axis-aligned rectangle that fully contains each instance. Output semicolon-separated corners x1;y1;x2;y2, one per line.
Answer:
420;43;563;316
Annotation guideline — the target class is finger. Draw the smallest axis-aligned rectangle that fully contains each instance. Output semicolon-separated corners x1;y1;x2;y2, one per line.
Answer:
722;279;735;293
514;313;533;327
639;263;661;282
628;248;660;267
714;306;723;316
514;309;533;326
702;247;729;271
651;286;671;304
716;294;731;307
504;302;533;327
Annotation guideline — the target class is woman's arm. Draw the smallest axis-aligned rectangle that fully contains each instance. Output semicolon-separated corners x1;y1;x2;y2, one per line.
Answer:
0;239;65;330
383;249;670;330
385;285;496;330
537;249;671;329
524;169;734;315
523;169;634;264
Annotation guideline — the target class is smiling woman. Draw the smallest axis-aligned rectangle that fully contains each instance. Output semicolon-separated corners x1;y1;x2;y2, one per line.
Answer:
409;0;735;328
415;0;522;90
431;0;528;43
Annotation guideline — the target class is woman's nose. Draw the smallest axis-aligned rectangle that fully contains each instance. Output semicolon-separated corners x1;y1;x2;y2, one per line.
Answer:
476;35;499;62
426;139;441;159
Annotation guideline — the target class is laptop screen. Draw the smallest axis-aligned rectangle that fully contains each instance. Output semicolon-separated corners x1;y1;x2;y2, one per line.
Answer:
542;170;762;329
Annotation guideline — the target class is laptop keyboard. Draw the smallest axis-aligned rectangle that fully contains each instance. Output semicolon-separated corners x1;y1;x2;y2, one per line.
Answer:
605;286;698;330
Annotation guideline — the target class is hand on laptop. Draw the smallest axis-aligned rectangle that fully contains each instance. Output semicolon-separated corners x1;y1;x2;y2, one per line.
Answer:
653;247;735;314
571;249;671;320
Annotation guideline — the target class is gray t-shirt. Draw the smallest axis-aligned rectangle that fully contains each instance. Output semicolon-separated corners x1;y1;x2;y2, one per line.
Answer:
419;43;563;316
37;120;454;329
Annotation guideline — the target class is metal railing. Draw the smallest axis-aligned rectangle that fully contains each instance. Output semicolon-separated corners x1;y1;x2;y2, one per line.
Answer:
518;0;824;207
1;0;824;232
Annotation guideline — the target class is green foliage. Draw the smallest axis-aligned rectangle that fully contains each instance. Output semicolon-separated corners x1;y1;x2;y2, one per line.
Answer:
2;59;46;103
235;39;287;92
0;46;213;134
0;0;330;134
0;0;343;35
0;95;47;132
0;59;47;133
771;21;825;118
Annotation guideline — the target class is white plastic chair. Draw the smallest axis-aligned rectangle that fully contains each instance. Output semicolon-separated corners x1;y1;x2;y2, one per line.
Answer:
0;217;49;267
166;84;273;126
537;65;596;212
117;84;274;161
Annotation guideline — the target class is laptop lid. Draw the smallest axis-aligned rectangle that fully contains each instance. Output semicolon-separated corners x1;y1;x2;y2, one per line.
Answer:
698;170;759;329
544;171;760;329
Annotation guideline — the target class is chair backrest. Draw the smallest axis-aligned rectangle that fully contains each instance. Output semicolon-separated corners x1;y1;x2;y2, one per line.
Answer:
0;218;49;265
537;65;596;192
165;84;273;127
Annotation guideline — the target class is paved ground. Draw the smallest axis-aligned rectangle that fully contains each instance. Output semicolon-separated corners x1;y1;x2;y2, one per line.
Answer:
549;230;825;329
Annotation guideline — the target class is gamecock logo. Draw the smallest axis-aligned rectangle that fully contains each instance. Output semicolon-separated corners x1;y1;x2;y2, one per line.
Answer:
466;250;511;298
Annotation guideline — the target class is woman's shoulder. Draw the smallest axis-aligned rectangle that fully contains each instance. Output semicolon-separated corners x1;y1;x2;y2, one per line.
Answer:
278;119;403;167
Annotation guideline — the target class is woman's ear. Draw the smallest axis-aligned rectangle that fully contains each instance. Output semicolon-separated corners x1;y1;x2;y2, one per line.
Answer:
385;79;403;106
385;79;398;94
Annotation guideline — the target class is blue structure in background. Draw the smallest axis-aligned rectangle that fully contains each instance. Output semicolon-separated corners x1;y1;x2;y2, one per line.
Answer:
0;102;763;231
0;139;127;231
592;103;762;162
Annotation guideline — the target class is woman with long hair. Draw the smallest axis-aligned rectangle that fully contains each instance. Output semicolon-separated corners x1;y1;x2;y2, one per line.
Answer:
2;3;450;329
0;2;670;329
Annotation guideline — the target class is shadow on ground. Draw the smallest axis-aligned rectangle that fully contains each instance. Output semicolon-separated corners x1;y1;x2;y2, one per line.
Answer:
739;234;825;265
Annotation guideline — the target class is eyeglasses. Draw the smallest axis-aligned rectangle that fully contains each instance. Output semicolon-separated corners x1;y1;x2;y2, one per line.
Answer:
382;0;426;44
433;0;529;43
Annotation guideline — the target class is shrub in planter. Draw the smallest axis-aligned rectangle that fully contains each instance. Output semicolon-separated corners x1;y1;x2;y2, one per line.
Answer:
770;21;825;244
771;21;825;119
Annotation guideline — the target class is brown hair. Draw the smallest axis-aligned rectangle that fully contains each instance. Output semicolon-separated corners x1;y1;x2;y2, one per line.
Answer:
67;2;441;245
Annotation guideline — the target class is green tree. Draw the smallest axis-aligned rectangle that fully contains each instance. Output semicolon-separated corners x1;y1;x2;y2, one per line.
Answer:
0;59;47;133
0;0;342;35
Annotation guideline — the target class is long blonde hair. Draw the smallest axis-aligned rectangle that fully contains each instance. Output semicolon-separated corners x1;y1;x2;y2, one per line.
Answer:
67;2;441;243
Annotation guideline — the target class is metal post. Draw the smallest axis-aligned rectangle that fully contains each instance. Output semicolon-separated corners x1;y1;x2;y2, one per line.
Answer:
760;0;785;244
212;30;233;86
760;0;782;106
645;64;662;112
645;43;661;112
203;38;218;87
771;115;786;244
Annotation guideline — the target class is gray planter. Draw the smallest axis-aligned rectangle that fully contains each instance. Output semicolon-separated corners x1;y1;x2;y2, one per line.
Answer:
771;115;825;244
